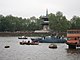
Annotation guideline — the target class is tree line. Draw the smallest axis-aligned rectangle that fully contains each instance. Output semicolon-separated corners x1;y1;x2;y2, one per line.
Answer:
0;11;80;32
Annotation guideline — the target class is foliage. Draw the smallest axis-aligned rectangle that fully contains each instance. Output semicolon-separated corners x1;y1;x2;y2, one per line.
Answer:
49;11;70;32
0;15;42;32
0;11;80;32
70;16;80;29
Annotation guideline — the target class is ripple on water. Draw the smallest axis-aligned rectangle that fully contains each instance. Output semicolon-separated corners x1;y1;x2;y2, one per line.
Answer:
0;37;80;60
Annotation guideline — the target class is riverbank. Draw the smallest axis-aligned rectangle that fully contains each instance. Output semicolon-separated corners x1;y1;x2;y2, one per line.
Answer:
0;32;51;37
0;31;67;37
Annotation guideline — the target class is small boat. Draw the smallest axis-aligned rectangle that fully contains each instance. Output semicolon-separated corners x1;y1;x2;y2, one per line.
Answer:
20;41;39;45
18;36;27;39
20;41;31;45
49;43;57;49
31;40;39;45
19;37;39;45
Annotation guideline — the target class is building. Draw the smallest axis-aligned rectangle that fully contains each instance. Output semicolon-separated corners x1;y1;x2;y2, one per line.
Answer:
34;9;50;33
41;9;49;31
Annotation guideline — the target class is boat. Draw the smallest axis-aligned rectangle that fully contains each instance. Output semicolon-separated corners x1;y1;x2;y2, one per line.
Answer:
66;29;80;49
31;36;66;43
31;41;39;45
20;40;30;45
20;41;39;45
18;36;27;39
19;37;39;45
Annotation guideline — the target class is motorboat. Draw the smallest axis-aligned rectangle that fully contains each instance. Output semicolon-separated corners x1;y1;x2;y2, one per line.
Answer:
19;37;39;45
20;41;39;45
18;36;27;39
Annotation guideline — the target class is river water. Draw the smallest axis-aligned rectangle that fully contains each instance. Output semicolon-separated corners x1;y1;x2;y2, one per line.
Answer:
0;37;80;60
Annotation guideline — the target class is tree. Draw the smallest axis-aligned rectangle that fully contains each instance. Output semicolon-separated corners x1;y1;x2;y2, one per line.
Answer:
48;11;70;32
48;13;56;31
0;15;4;31
70;16;80;29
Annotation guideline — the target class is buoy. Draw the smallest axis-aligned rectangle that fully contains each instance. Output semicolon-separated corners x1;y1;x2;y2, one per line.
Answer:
49;43;57;49
4;46;10;48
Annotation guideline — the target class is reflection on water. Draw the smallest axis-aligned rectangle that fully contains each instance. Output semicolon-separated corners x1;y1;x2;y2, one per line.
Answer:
66;48;80;60
0;37;80;60
66;48;80;54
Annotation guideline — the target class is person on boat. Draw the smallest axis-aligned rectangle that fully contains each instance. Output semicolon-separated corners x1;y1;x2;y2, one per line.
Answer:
27;41;30;44
28;41;30;43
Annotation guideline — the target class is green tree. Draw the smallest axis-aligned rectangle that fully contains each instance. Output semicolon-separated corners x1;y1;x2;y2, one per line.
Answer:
49;11;70;32
70;16;80;29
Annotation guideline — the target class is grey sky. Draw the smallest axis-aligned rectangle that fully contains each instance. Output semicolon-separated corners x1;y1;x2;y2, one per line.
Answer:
0;0;80;20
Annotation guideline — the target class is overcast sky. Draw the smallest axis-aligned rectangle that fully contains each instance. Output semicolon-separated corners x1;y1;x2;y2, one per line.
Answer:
0;0;80;20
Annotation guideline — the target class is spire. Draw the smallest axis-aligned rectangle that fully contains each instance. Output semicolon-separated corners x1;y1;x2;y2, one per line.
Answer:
46;9;48;18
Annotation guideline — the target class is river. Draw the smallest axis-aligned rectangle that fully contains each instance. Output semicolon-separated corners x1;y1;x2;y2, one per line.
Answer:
0;37;80;60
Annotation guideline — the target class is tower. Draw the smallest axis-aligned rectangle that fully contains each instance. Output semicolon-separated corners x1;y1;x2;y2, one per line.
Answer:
34;9;50;33
42;9;49;31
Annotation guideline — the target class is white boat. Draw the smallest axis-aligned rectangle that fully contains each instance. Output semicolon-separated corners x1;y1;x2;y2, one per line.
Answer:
18;36;27;39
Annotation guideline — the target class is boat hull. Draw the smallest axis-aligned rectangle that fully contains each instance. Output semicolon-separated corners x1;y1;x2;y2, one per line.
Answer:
19;41;39;45
18;38;27;39
32;37;66;43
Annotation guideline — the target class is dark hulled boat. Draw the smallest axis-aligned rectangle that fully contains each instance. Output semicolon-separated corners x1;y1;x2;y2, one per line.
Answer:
31;36;66;43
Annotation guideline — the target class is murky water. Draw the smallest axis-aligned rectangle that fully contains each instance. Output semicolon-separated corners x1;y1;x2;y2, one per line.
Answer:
0;37;80;60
